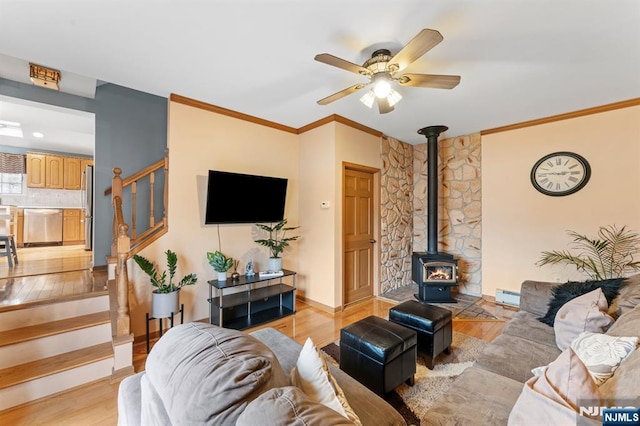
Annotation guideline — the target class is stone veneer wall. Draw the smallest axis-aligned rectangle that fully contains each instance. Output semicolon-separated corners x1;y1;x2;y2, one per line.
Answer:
380;136;414;293
413;133;482;295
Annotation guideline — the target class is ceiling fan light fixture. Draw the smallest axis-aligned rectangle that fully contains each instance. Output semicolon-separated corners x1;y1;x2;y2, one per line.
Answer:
386;89;402;107
360;90;375;108
373;76;391;98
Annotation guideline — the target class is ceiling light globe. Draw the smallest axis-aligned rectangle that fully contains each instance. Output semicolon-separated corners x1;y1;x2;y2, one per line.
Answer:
373;79;391;98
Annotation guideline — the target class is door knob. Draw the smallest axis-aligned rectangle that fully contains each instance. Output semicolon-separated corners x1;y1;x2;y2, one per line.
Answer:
370;239;376;243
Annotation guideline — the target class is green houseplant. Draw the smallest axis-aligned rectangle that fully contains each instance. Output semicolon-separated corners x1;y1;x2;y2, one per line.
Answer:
207;251;234;281
254;219;299;271
133;250;198;318
536;225;640;280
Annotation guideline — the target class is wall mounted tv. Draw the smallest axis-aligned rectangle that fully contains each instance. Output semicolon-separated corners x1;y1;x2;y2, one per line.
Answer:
205;170;288;224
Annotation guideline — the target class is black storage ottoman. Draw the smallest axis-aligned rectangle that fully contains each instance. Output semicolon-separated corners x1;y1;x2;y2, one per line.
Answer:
339;315;416;396
389;300;453;369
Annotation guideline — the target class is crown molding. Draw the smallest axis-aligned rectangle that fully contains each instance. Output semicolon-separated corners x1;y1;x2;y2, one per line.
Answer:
481;98;640;135
169;93;383;138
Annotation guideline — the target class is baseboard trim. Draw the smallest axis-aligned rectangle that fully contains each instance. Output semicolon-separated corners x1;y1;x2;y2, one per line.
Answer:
296;295;339;314
111;366;135;383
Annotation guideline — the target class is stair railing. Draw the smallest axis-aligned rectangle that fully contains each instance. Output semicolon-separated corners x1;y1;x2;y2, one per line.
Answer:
108;151;169;337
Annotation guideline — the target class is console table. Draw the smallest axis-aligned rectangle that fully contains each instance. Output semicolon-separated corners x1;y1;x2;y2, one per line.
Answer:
208;269;296;330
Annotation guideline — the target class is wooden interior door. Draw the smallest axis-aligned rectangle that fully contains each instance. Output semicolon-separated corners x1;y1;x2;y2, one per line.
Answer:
343;166;376;305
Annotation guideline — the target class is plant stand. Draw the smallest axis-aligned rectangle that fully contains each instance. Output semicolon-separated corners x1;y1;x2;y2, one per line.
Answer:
145;304;184;353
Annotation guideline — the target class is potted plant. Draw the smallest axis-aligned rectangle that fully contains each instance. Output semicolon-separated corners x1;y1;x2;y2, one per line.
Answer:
536;225;640;280
207;251;234;281
254;218;300;271
133;250;198;318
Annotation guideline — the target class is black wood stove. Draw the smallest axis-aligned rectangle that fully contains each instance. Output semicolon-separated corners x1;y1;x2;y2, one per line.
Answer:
412;125;458;303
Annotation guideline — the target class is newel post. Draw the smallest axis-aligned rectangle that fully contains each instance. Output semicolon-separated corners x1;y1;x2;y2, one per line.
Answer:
116;223;131;337
112;168;123;258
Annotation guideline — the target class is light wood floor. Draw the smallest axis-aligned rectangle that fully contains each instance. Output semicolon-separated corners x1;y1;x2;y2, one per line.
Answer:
0;296;508;425
0;245;102;311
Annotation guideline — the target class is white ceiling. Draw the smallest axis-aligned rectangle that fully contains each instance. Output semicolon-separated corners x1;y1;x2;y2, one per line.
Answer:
0;95;94;156
0;0;639;146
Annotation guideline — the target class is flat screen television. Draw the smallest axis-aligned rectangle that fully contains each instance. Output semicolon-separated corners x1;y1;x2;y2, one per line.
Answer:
204;170;288;224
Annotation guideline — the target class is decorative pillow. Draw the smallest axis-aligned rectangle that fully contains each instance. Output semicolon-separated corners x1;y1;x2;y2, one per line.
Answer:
571;331;638;385
508;348;601;425
538;278;625;326
554;288;614;350
291;338;361;424
237;386;355;426
144;323;289;425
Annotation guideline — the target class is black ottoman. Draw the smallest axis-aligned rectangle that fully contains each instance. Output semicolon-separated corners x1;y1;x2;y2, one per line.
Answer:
339;316;416;396
389;300;453;369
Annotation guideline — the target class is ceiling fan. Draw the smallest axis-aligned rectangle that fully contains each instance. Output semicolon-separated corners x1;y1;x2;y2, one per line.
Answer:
315;29;460;114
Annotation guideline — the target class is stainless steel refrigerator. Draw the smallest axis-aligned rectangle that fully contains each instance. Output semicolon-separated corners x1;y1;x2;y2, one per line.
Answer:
82;164;94;251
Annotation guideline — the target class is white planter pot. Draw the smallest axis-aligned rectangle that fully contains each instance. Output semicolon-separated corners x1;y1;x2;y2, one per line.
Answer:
268;257;282;272
217;271;228;281
152;290;180;319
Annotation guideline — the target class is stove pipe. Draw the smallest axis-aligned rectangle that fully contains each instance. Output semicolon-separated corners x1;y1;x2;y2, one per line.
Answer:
417;125;448;255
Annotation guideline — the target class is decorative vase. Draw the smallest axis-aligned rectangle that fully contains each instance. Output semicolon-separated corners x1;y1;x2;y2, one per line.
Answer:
268;257;282;272
217;271;228;281
152;289;180;319
231;272;240;281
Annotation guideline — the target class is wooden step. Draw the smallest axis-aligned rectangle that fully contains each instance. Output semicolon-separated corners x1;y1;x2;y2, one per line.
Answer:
0;311;110;348
0;342;113;390
0;294;109;332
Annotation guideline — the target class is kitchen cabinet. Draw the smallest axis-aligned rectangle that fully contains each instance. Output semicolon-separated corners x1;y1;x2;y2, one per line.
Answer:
64;157;82;190
26;152;93;190
26;153;46;188
45;155;64;189
63;209;82;243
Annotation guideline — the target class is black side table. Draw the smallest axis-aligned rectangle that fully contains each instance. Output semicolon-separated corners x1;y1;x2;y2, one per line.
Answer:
146;304;184;353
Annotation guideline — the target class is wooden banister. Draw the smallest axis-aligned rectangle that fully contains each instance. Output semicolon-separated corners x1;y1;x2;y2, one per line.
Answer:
109;150;169;340
104;158;166;196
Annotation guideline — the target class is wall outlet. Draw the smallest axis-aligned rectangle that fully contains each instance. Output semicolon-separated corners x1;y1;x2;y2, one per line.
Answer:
320;201;330;209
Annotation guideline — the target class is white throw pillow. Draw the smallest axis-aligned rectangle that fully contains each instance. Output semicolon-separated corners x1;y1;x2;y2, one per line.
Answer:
290;338;360;424
570;331;638;385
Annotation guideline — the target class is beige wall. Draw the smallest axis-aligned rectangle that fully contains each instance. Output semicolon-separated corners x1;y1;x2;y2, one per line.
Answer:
482;105;640;297
297;123;336;307
129;101;299;337
297;122;382;308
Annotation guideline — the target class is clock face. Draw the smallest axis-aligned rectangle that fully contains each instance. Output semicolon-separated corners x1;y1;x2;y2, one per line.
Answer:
530;152;591;196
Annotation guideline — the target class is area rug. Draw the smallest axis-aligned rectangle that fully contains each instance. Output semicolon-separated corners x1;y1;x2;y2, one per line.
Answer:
380;283;499;320
321;331;486;425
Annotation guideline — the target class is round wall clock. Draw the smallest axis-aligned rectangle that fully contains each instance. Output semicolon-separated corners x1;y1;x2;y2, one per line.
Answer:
530;151;591;196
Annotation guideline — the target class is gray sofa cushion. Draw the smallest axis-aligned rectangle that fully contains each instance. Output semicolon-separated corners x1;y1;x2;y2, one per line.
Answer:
423;366;522;426
502;311;557;348
144;323;289;425
237;386;355;426
475;333;561;383
251;327;406;426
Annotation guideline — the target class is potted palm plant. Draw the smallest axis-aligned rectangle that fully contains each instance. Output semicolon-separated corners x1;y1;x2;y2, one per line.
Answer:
207;251;234;281
536;225;640;280
254;218;299;271
133;250;198;318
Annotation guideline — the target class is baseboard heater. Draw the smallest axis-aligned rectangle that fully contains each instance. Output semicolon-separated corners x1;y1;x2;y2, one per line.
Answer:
495;289;521;307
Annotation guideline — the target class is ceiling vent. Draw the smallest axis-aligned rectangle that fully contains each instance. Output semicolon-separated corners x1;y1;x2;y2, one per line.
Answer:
29;63;61;90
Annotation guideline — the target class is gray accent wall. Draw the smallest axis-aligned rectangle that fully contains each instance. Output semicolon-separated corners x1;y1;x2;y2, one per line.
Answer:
0;77;167;266
94;84;167;265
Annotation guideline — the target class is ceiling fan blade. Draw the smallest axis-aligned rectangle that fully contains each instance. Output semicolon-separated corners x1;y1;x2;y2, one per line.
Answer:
376;97;394;114
388;29;444;73
317;83;366;105
314;53;372;76
397;73;461;89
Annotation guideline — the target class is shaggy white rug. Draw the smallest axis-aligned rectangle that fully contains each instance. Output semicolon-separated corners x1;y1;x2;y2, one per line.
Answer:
321;331;487;425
